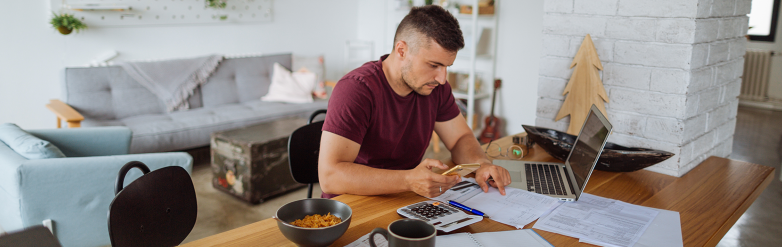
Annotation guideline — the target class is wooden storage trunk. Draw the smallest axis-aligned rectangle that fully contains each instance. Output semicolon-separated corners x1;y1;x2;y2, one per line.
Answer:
210;117;307;204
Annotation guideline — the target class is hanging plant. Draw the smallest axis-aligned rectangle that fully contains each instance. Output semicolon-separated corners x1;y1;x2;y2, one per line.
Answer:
50;12;87;35
206;0;228;9
206;0;229;20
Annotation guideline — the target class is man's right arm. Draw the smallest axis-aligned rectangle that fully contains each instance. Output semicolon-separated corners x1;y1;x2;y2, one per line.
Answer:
317;131;460;197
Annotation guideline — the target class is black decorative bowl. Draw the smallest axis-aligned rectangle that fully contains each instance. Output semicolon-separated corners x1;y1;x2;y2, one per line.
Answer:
522;125;675;172
275;198;352;247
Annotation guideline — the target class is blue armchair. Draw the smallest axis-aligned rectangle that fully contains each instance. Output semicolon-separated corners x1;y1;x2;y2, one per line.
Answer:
0;126;193;247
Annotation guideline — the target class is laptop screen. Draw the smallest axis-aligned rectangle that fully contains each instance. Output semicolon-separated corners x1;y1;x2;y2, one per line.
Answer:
568;109;611;191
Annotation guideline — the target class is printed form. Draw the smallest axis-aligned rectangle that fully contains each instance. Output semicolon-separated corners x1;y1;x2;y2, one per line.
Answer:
533;193;659;247
430;178;562;228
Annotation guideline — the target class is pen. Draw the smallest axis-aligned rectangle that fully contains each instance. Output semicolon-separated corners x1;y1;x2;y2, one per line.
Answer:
447;200;489;218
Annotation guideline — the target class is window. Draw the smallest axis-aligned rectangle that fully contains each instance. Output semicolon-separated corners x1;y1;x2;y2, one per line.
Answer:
748;0;781;42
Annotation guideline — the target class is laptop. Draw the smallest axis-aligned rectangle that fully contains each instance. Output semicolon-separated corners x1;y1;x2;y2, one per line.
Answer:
493;104;612;201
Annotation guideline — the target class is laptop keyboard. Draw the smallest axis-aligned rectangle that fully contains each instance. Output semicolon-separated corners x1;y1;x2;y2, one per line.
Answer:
525;163;567;195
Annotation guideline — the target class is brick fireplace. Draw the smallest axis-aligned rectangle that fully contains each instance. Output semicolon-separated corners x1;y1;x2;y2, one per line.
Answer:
536;0;750;176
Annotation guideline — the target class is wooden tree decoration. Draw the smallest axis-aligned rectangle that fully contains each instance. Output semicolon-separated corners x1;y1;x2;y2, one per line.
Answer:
555;34;609;135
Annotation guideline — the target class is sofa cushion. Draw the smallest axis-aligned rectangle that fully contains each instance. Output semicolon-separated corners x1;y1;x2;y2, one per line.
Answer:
202;54;292;107
0;123;66;159
261;63;317;104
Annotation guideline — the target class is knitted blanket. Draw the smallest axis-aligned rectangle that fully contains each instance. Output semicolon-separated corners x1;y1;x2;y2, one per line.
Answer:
118;55;223;112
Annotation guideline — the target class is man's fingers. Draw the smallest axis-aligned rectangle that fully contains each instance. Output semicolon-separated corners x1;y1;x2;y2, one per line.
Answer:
420;158;447;170
475;175;490;193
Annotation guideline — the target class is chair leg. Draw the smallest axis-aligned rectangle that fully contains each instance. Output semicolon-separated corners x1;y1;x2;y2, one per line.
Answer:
307;184;314;199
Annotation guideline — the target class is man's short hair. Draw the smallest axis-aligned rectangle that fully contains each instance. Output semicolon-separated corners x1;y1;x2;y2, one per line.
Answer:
393;5;464;53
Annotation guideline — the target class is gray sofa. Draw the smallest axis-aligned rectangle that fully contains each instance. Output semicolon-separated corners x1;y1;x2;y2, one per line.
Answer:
60;53;327;153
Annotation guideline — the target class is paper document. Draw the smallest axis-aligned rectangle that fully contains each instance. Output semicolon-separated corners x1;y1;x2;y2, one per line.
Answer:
533;193;660;247
344;232;388;247
346;229;553;247
429;178;563;228
437;229;553;247
632;209;682;247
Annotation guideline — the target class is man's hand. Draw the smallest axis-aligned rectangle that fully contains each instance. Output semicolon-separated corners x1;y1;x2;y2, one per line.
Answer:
405;159;462;198
474;163;512;195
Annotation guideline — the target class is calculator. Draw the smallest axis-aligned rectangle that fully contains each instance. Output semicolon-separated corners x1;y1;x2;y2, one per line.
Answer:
396;200;483;232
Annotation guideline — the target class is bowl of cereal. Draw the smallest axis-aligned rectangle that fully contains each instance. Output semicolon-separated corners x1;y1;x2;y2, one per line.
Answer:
275;198;352;247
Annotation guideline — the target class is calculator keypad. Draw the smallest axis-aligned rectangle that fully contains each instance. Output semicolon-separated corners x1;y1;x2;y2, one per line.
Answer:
397;200;482;232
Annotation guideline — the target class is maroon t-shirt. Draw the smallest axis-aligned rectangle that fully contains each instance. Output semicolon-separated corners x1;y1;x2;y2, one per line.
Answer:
321;55;461;198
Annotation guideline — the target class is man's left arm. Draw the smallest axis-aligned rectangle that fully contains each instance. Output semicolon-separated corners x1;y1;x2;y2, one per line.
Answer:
433;114;512;195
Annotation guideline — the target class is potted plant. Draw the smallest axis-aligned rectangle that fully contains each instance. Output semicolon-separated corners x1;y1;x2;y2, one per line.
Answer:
50;12;87;35
206;0;228;20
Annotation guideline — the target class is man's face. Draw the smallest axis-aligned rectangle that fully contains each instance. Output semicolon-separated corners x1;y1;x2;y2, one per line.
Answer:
400;39;457;96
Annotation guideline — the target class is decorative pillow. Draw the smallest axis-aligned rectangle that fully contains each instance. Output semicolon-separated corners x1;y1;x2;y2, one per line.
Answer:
0;123;66;159
261;63;317;104
293;55;328;99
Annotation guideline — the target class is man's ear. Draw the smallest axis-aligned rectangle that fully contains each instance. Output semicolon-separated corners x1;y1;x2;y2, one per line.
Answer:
394;40;408;59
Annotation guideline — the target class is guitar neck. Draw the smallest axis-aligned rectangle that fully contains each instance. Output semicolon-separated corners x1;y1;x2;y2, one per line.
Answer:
489;79;501;118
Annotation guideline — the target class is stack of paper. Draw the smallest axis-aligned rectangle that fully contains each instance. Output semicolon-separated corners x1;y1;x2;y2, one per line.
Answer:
533;193;682;247
430;178;563;228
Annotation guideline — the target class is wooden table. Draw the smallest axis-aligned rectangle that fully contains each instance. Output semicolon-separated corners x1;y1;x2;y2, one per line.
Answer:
181;133;775;247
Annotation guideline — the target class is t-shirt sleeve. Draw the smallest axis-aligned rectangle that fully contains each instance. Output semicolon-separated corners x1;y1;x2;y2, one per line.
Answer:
436;82;461;122
322;76;372;145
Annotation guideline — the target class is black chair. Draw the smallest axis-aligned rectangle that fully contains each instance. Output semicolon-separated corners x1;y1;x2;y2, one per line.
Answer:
107;161;197;247
288;109;326;198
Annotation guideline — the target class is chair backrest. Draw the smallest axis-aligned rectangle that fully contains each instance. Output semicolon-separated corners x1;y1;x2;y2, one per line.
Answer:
107;161;197;247
0;225;61;247
288;110;326;198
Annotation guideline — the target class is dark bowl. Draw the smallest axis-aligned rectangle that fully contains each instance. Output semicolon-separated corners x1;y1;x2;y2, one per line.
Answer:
275;198;352;247
522;125;675;172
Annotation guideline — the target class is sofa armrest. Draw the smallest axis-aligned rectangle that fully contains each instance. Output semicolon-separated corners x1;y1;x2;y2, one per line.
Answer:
45;99;84;128
27;127;132;157
14;152;192;247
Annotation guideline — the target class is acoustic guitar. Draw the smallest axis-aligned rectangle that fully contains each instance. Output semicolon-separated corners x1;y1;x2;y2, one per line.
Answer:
479;79;501;144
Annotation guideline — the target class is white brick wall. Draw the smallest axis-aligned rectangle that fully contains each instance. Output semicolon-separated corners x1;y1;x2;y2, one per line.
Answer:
651;69;689;94
542;14;607;37
607;111;647;136
574;0;617;16
711;0;738;17
539;0;745;177
617;0;700;18
657;19;697;43
609;88;687;117
605;64;651;90
614;42;692;69
645;117;685;143
606;18;657;41
695;19;720;43
708;41;730;65
538;77;568;100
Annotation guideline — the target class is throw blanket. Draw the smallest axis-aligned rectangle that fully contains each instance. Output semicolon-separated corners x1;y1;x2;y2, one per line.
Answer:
118;55;224;112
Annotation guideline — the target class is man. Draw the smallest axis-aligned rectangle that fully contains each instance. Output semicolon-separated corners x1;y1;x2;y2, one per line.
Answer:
319;5;511;199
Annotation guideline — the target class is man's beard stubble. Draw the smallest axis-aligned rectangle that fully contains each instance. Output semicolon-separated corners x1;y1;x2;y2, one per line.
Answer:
401;61;438;96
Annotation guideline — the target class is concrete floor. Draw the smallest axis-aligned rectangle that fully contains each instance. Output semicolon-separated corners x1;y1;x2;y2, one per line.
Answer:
182;106;781;246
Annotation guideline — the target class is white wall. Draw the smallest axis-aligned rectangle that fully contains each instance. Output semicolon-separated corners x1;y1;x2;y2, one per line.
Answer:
356;0;542;135
0;0;358;129
494;0;542;135
746;4;782;100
